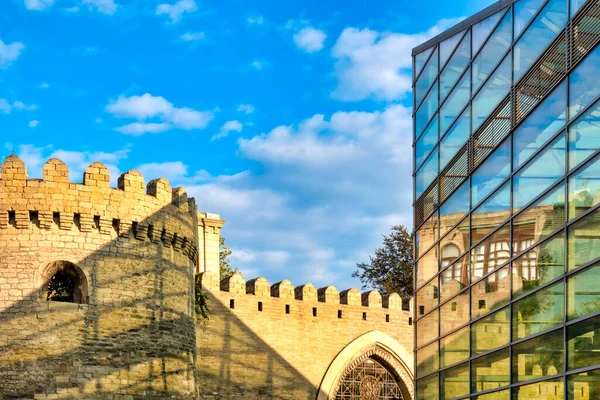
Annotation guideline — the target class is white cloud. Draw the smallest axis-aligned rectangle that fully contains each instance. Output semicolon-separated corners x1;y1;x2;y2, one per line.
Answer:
24;0;55;10
106;93;214;134
39;82;50;89
12;101;37;111
0;40;24;69
331;17;464;101
0;99;37;114
95;117;103;124
212;120;243;140
246;15;264;25
0;100;11;114
64;6;80;12
156;0;197;23
237;104;254;115
293;27;327;53
81;0;118;15
28;120;39;128
180;32;205;41
251;60;263;70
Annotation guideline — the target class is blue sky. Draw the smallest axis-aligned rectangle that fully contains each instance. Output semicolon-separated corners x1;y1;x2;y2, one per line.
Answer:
1;0;494;290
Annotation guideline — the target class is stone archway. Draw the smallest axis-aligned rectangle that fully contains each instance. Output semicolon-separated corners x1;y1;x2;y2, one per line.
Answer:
38;260;89;304
317;331;414;400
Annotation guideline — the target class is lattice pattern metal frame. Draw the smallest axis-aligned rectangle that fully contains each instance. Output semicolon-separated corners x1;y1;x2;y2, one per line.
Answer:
334;357;405;400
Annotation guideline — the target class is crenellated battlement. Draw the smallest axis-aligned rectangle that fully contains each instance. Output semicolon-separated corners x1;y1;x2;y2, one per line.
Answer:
0;154;199;262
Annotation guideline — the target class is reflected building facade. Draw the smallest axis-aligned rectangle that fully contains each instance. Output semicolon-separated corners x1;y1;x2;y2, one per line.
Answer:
412;0;600;399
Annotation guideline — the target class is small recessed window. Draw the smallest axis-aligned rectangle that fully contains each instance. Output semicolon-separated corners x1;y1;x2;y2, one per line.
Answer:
313;307;317;317
451;302;457;311
229;299;235;309
362;312;367;321
285;304;290;314
419;305;425;315
338;310;342;319
385;314;390;323
479;300;486;309
409;317;413;325
258;301;263;312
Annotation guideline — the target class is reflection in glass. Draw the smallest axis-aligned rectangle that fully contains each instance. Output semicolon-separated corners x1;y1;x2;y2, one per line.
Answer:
567;207;600;272
570;0;586;16
416;308;439;347
415;46;434;79
440;216;469;264
416;83;439;139
567;315;600;371
472;264;510;319
472;307;510;355
514;0;546;38
416;373;439;400
440;361;469;399
440;326;469;368
440;290;469;335
568;154;600;221
512;329;564;383
567;367;600;400
416;147;438;198
567;263;600;320
416;211;439;259
513;0;568;82
512;377;564;399
512;232;565;298
440;68;470;137
472;140;511;207
513;182;566;249
568;98;600;171
416;115;438;170
513;133;566;209
513;282;565;340
416;340;439;377
474;389;510;400
440;107;470;169
473;55;512;132
440;30;464;69
472;185;511;243
415;47;439;110
473;11;512;93
440;33;471;102
416;282;438;318
441;254;469;301
417;245;438;289
569;44;600;120
513;81;567;169
472;10;504;55
472;348;510;394
440;180;470;237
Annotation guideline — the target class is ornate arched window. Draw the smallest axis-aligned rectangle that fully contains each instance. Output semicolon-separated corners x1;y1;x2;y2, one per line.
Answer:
40;261;89;304
334;356;406;400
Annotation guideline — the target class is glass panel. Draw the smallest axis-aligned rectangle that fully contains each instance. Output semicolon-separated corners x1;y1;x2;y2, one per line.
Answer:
440;31;464;68
440;32;471;102
415;46;434;79
416;82;439;138
472;9;504;55
513;281;565;340
512;377;564;399
472;140;511;206
514;0;546;38
417;281;439;318
568;154;600;221
472;184;511;243
569;44;600;121
440;217;469;266
440;180;470;237
440;326;469;368
472;307;510;355
415;47;439;109
416;373;439;400
416;211;439;258
514;0;568;82
441;254;469;301
417;340;439;377
416;147;438;198
567;367;600;400
475;389;510;400
416;115;438;169
473;10;512;93
513;232;565;298
472;348;510;394
512;330;564;383
417;244;438;288
440;67;470;137
513;81;567;169
513;182;566;248
513;133;566;209
440;361;469;400
440;290;469;335
567;207;600;272
567;314;600;371
473;54;512;132
440;107;470;169
570;0;586;16
416;308;439;347
472;264;511;319
568;98;600;171
568;263;600;320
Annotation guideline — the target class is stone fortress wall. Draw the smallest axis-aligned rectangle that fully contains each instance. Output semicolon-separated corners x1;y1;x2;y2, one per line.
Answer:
0;154;415;400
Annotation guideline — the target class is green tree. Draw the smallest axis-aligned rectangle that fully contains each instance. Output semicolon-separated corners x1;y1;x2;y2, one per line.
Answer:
219;236;241;280
352;225;414;305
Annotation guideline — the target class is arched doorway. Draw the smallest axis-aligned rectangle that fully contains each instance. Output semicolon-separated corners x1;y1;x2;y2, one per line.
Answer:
39;261;89;304
334;354;406;399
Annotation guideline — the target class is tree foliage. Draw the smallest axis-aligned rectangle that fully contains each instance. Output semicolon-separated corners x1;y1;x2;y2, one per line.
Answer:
352;225;414;305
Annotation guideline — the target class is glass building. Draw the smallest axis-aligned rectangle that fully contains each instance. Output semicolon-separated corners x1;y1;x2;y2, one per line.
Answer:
411;0;600;399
